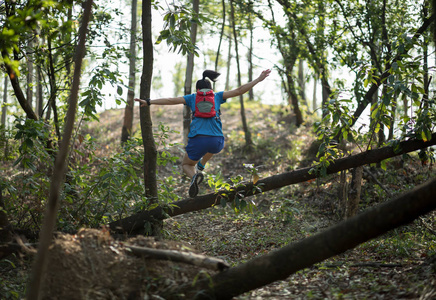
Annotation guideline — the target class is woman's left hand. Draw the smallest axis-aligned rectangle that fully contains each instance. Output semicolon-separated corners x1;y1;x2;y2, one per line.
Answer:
258;69;271;82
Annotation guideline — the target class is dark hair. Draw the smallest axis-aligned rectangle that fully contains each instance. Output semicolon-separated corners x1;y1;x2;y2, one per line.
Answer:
196;70;221;90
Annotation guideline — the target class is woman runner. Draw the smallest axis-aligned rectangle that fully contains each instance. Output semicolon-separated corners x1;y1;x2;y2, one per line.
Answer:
135;68;271;197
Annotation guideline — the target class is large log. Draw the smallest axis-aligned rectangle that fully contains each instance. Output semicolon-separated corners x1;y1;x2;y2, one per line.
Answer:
109;133;436;233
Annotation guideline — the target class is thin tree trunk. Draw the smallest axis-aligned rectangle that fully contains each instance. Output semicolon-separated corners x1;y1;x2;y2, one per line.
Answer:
298;59;308;109
139;0;159;234
26;1;93;298
266;0;303;126
183;0;200;145
121;0;138;144
345;166;363;219
287;74;304;126
47;37;61;140
225;31;232;91
26;39;34;110
2;50;38;120
230;0;252;149
214;0;226;73
422;4;429;110
0;182;11;244
2;76;7;126
388;77;398;140
338;170;347;217
247;6;254;101
313;73;318;114
36;67;43;118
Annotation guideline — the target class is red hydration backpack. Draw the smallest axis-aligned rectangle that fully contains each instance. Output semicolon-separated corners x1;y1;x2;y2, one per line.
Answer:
194;89;216;118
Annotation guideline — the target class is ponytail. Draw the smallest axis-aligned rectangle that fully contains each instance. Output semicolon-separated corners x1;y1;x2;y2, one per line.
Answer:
196;70;221;90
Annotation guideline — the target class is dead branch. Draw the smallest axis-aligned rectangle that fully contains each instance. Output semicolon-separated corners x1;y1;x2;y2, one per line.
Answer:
125;245;230;271
350;262;402;268
363;167;393;197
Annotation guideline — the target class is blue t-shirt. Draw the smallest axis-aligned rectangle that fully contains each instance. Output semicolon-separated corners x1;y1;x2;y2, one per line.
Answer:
183;91;226;138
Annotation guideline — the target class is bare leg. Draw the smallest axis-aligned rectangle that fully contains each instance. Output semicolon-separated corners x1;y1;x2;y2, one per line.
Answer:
183;153;205;197
199;152;214;168
182;153;197;179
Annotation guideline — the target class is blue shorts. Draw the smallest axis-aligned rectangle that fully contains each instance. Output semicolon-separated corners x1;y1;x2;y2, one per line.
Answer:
185;135;225;161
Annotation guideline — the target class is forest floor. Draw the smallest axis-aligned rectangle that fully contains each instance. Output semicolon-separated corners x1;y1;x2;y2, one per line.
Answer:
1;101;436;299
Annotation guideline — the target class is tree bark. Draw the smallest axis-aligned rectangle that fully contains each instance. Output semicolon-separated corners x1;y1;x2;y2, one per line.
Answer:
36;67;44;118
287;75;304;126
109;132;436;233
263;0;303;126
139;0;159;234
214;0;225;73
47;37;61;140
182;0;199;145
26;39;34;110
247;6;254;102
2;51;38;120
230;0;252;149
298;59;307;109
312;73;318;114
0;183;11;244
121;0;138;144
346;166;363;219
26;1;93;298
338;170;347;216
173;177;436;299
2;76;7;126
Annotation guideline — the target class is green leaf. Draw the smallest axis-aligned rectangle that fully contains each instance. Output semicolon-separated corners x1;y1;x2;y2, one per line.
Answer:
421;130;428;142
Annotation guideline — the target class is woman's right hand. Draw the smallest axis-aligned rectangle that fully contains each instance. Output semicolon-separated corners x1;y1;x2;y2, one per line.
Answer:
134;98;149;107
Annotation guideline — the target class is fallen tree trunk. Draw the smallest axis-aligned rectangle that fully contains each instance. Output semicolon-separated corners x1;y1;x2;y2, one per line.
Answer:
171;177;436;299
109;133;436;233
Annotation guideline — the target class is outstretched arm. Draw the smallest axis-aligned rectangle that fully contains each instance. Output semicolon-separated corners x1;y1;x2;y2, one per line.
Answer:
222;69;271;100
134;96;186;107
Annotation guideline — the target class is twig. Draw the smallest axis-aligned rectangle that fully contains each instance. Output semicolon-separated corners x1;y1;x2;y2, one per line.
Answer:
323;261;402;268
363;167;393;197
125;245;230;271
419;216;436;236
350;262;402;268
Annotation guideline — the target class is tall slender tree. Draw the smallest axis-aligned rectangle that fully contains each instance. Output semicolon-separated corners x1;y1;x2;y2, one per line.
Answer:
183;0;200;145
139;0;159;234
26;1;93;298
214;0;226;74
121;0;138;144
1;76;6;127
230;0;252;148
